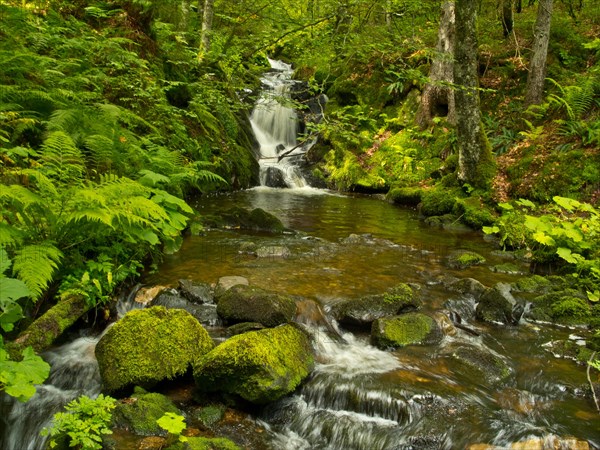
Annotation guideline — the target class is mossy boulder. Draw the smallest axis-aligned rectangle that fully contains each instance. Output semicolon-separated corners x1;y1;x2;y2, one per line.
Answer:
446;277;487;300
330;283;422;327
193;324;314;404
207;207;286;233
166;437;241;450
386;187;423;206
447;251;486;270
525;289;592;325
216;285;297;327
420;189;459;217
95;307;215;391
512;275;551;293
112;387;181;436
475;283;524;325
452;197;495;229
371;312;442;349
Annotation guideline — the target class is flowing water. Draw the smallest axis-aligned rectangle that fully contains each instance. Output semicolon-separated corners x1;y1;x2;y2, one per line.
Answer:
2;61;599;449
251;59;315;188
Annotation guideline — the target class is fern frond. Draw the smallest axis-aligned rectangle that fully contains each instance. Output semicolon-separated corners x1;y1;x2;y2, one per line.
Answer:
19;169;59;197
0;222;24;248
13;243;63;300
40;131;85;183
137;169;171;187
83;135;115;170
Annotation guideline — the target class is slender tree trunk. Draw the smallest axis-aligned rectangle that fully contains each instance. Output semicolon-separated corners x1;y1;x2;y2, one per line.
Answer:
500;0;514;37
525;0;553;106
178;0;190;32
333;3;351;56
199;0;215;57
416;1;456;127
454;0;493;186
516;0;522;13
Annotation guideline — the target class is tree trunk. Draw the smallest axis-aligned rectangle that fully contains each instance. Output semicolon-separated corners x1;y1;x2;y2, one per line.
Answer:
199;0;215;57
178;0;190;32
501;0;514;37
454;0;493;186
416;1;456;127
7;294;92;358
525;0;553;106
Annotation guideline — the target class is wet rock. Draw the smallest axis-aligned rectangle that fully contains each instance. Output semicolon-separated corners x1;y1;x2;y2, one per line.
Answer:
138;436;168;450
476;282;524;325
330;283;422;328
431;311;457;337
178;279;213;304
447;250;486;270
96;307;214;391
490;263;524;275
446;277;487;300
150;290;220;326
386;187;423;206
541;338;594;363
112;387;181;436
227;322;265;336
255;245;291;258
371;312;443;349
134;285;168;305
204;207;286;234
164;436;241;450
217;285;297;327
263;166;287;188
214;276;249;298
467;436;590;449
525;289;592;325
511;275;551;293
193;324;314;404
442;343;514;387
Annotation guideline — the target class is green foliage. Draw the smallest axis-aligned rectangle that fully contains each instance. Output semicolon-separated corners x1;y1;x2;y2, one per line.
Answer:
157;412;188;443
41;394;116;450
0;338;50;402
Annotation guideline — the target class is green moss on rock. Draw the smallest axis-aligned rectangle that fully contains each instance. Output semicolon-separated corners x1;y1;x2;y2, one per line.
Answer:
217;285;296;327
447;251;486;270
95;307;215;391
193;324;314;404
371;312;442;349
420;188;459;217
166;436;241;450
112;387;181;436
443;344;514;387
386;187;423;206
452;197;495;228
526;289;592;325
202;207;285;233
331;283;422;327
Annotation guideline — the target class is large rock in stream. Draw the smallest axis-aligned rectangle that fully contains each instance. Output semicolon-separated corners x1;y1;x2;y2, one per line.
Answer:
371;312;443;349
330;283;422;328
193;324;314;404
475;282;524;325
216;285;297;327
95;307;214;391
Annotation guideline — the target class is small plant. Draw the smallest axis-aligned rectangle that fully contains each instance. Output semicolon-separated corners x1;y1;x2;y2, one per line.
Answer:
41;394;116;450
157;412;188;443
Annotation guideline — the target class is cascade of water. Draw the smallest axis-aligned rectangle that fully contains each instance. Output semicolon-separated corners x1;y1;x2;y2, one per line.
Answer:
251;59;316;189
1;335;102;450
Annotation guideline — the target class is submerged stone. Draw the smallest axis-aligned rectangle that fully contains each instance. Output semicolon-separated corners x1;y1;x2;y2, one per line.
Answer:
178;279;213;304
447;250;486;270
193;324;314;404
371;312;442;349
217;285;297;327
150;290;220;326
442;343;514;387
330;283;422;328
95;307;214;391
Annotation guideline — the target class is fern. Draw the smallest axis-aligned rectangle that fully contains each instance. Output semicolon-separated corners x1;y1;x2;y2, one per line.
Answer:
40;131;85;183
12;243;63;300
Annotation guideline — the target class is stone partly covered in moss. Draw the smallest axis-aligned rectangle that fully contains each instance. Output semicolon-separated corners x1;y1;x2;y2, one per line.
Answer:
420;188;459;217
203;207;286;234
371;312;442;349
386;187;423;206
193;324;314;404
447;250;486;270
227;322;265;336
112;387;181;436
542;338;594;364
446;277;487;300
442;344;514;388
217;285;297;328
512;275;551;293
475;283;524;325
178;279;214;304
166;436;241;450
95;307;215;391
330;283;422;328
452;197;495;229
526;289;592;325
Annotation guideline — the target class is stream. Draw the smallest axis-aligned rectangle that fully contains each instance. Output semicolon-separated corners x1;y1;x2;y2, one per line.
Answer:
1;61;599;449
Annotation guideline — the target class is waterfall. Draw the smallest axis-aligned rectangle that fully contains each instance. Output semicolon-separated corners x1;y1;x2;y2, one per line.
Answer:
251;59;316;189
0;335;102;450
